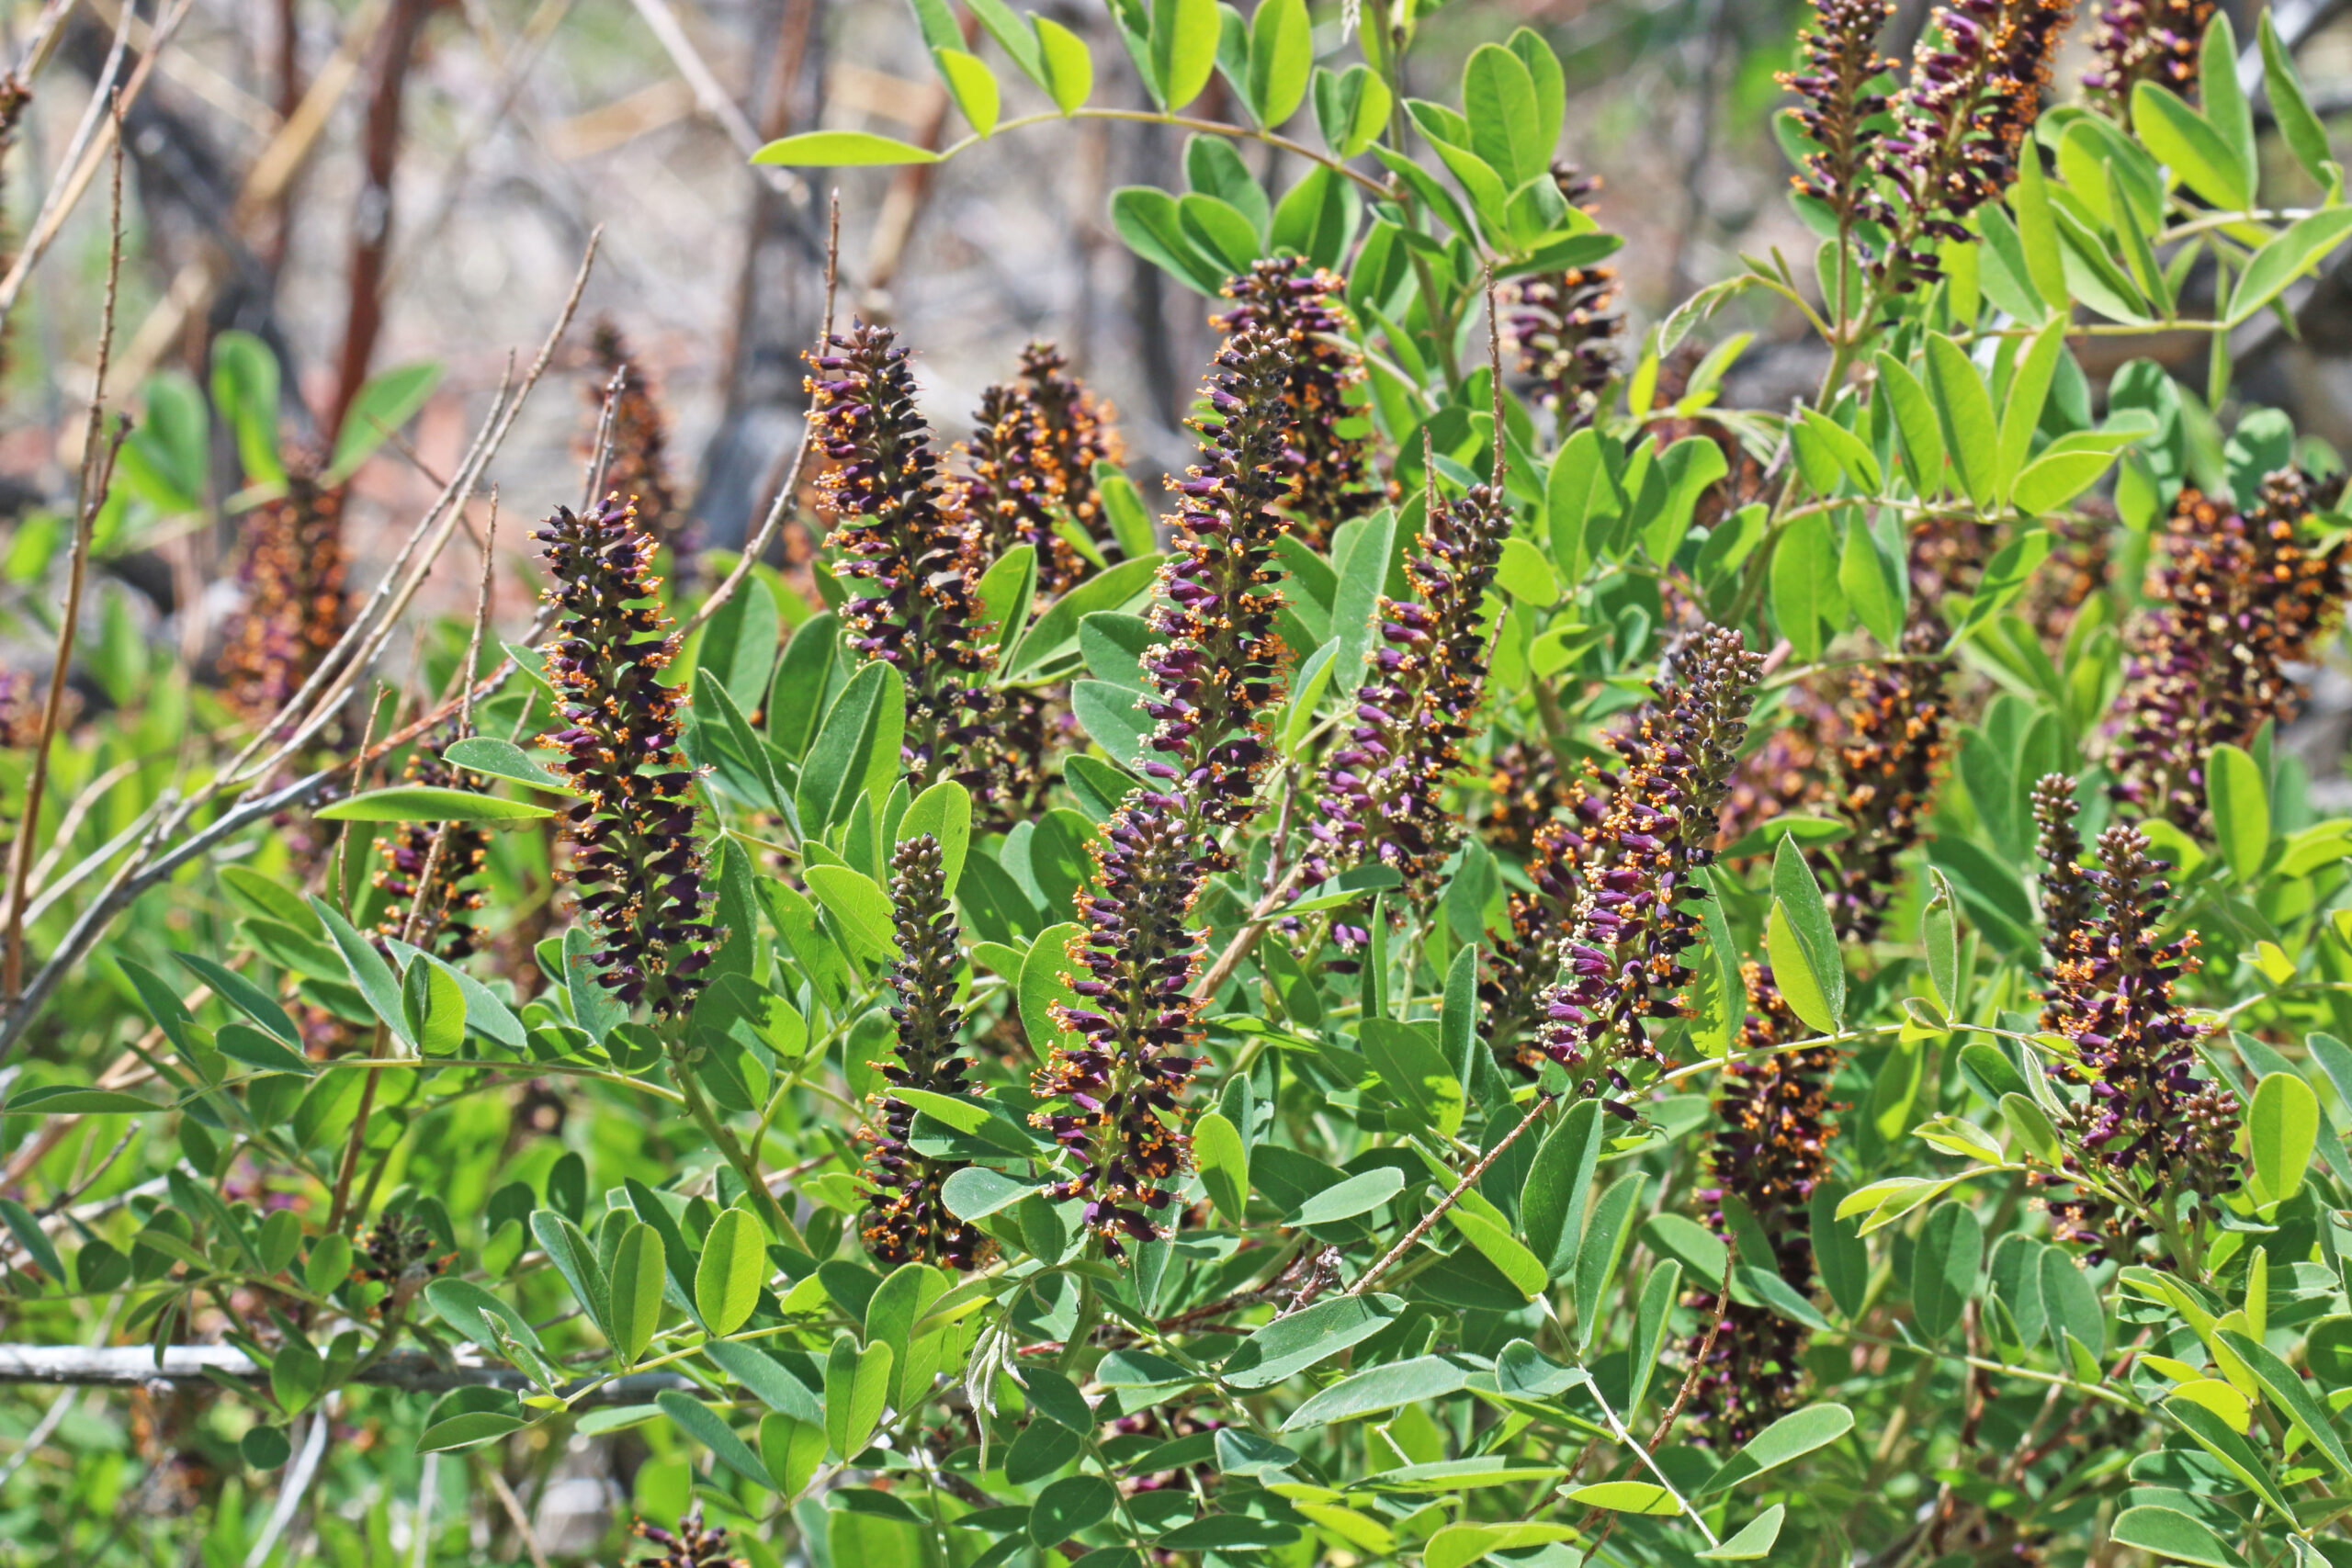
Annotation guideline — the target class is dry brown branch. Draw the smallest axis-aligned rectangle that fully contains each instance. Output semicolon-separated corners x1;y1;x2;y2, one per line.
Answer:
5;119;126;1002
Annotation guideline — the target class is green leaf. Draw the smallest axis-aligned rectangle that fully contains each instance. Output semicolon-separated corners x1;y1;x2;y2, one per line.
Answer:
2249;1069;2320;1207
940;1166;1033;1221
1996;321;2066;504
209;331;283;488
1519;1098;1603;1280
1291;1167;1403;1226
1795;406;1881;494
1113;185;1227;295
1031;1474;1116;1547
417;1387;525;1452
1359;1018;1464;1136
1151;0;1219;110
1769;837;1843;1031
2132;82;2251;210
328;361;443;482
1035;16;1093;113
1874;352;1946;495
825;1336;895;1456
1926;333;1997;511
1461;43;1544;187
441;737;571;794
762;1412;827;1497
2226;208;2352;324
2205;742;2269;882
695;1209;765;1337
895;779;972;895
1565;1482;1679;1515
752;131;942;166
1193;1110;1248;1224
1838;514;1905;649
1017;920;1081;1056
316;785;552;824
2011;444;2123;515
974;544;1037;665
2165;1394;2297;1517
310;897;412;1050
1279;1353;1472;1430
1700;1506;1787;1560
1246;0;1309;127
1221;1293;1403;1388
2216;1326;2352;1480
933;46;1000;135
796;661;901;835
2200;14;2255;189
2012;149;2067;317
1769;511;1839;662
1444;1206;1545;1300
607;1221;667;1366
2262;13;2336;197
1573;1174;1644;1352
2;1085;160;1115
1909;1201;1982;1340
656;1390;771;1489
2109;1506;2250;1568
1699;1403;1855;1494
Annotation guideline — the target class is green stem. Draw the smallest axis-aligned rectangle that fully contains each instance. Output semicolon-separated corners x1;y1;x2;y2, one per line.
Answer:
673;1056;807;1252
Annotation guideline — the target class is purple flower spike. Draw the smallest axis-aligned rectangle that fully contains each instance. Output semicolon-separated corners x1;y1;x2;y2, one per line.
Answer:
536;494;711;1020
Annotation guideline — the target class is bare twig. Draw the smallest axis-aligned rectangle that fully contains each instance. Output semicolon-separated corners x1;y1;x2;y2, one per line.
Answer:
1349;1092;1555;1295
5;117;126;1003
483;1463;552;1568
243;1401;331;1568
0;0;192;330
621;0;801;197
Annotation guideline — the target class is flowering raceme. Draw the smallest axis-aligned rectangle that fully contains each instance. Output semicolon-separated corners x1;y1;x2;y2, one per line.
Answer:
537;495;713;1018
1827;626;1951;942
1530;626;1764;1102
629;1506;745;1568
587;319;686;560
221;464;349;724
807;322;998;789
1307;484;1512;899
1034;793;1206;1255
1480;816;1589;1075
1032;323;1300;1254
2110;473;2349;832
1687;964;1837;1444
373;740;490;959
1212;259;1380;548
1871;0;2075;288
2032;777;2239;1260
959;342;1121;594
2084;0;2212;108
1136;322;1304;831
1779;0;1896;228
859;833;990;1270
1507;166;1621;427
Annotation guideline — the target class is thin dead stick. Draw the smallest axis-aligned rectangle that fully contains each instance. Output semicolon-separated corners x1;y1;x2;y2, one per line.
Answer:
684;190;839;637
238;231;601;788
1349;1091;1555;1296
1484;267;1506;488
460;495;499;737
582;368;624;507
621;0;800;195
112;0;391;389
483;1463;552;1568
242;1400;331;1568
1191;861;1307;1002
5;120;126;1003
9;0;79;80
0;0;192;329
